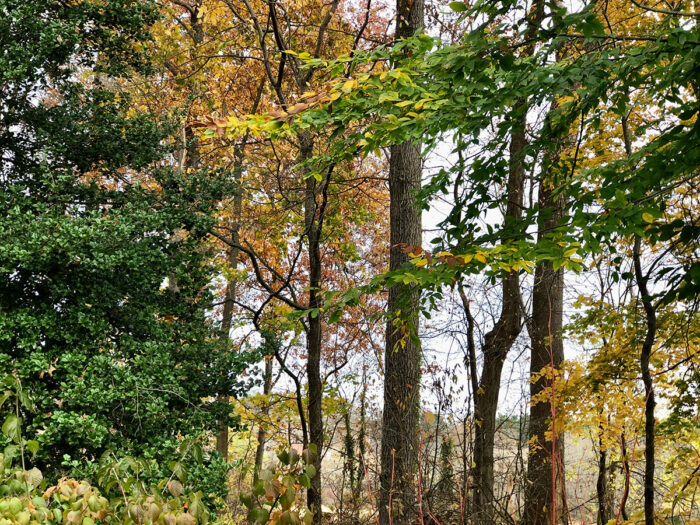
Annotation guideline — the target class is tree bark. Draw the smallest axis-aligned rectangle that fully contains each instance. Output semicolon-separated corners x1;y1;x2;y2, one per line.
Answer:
523;177;567;525
353;376;367;502
301;131;326;524
253;353;274;484
216;150;241;458
379;138;423;524
633;236;657;525
471;102;526;523
378;0;424;513
619;432;630;521
596;429;609;525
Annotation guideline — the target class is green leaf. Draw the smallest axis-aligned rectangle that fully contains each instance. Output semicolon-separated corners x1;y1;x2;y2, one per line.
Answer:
189;493;204;518
328;309;342;324
0;391;12;409
17;390;34;412
169;461;187;483
25;440;39;455
449;1;468;11
191;444;203;464
2;415;21;444
279;487;296;510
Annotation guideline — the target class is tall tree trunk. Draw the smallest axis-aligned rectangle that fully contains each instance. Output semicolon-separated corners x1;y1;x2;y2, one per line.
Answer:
619;432;630;521
633;237;657;525
216;140;252;460
378;0;424;515
343;408;355;512
216;77;264;460
216;170;239;459
623;104;657;525
253;353;274;483
521;5;574;514
301;131;325;524
471;102;526;522
523;177;567;525
596;429;609;525
353;376;367;502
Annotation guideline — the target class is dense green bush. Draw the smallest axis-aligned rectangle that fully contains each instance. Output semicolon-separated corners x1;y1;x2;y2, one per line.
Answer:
239;445;318;525
0;455;211;525
0;0;257;489
0;377;214;525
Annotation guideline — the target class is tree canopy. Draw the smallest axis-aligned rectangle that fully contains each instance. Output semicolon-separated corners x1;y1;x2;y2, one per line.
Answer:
1;0;698;523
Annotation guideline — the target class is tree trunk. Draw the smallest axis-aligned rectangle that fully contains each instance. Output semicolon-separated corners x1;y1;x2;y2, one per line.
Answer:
471;102;526;522
216;76;264;460
301;132;325;524
253;354;274;483
523;177;567;525
378;0;424;510
353;377;367;502
472;273;521;521
633;237;657;525
619;432;630;521
596;430;609;525
216;142;246;461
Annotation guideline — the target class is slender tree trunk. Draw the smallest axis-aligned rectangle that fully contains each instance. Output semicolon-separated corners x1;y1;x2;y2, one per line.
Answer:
619;432;630;521
343;408;355;514
378;100;424;523
596;429;609;525
216;205;239;459
633;237;657;525
353;377;367;502
301;132;325;524
471;273;521;521
471;102;526;522
216;77;264;460
253;354;274;483
216;140;248;460
378;1;424;520
523;177;567;525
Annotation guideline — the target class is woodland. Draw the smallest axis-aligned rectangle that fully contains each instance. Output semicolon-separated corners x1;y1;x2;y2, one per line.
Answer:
0;0;699;523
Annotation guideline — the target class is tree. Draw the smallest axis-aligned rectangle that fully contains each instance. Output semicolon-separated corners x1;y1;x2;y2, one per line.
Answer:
378;0;424;521
195;0;391;518
223;0;699;519
0;0;251;488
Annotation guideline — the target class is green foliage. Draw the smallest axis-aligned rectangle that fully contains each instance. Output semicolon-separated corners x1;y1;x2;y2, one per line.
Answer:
0;0;257;490
225;0;699;308
0;448;210;525
239;445;318;525
0;377;213;525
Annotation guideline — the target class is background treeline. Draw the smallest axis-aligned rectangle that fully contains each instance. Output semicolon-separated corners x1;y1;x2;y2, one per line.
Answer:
1;0;698;524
